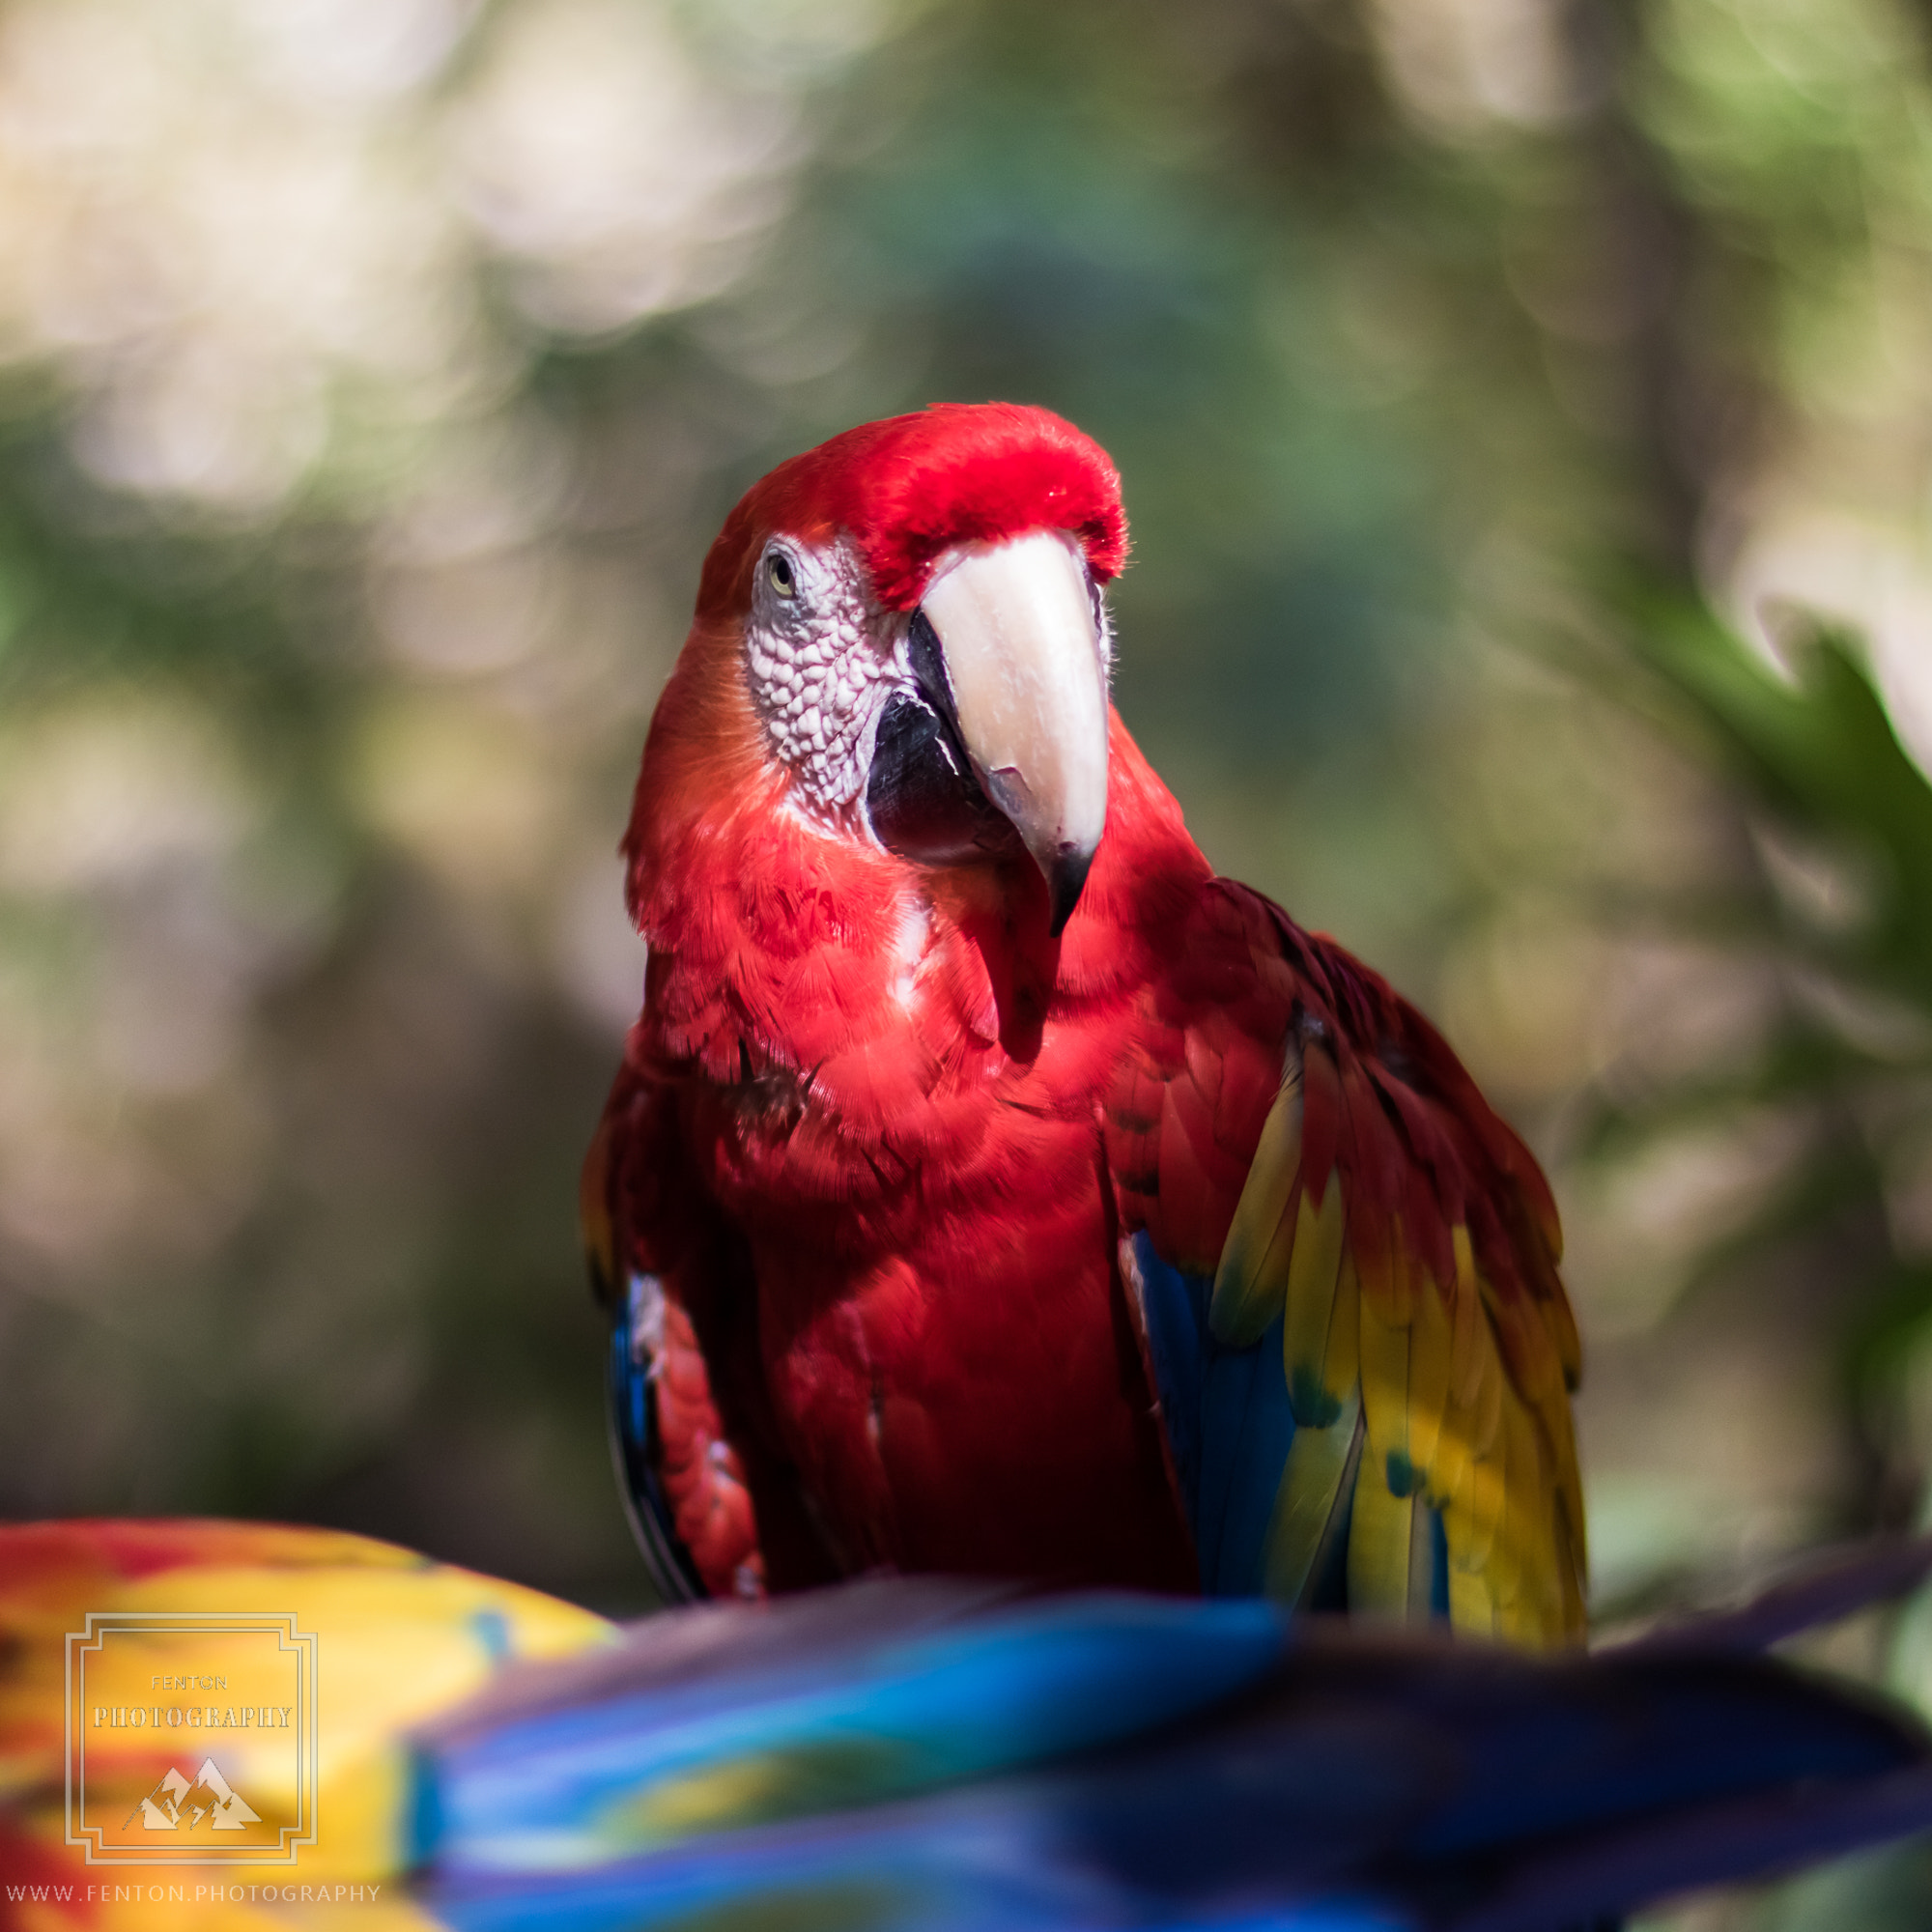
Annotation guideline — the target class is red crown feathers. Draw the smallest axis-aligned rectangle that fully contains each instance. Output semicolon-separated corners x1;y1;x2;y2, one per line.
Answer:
696;403;1128;619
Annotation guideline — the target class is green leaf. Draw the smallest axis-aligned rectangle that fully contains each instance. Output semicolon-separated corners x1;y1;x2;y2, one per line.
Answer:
1616;587;1932;1013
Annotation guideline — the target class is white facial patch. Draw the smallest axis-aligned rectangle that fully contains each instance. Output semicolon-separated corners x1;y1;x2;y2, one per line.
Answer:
742;537;901;828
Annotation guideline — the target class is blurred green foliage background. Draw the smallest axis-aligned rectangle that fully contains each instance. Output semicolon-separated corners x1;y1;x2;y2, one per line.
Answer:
7;0;1932;1918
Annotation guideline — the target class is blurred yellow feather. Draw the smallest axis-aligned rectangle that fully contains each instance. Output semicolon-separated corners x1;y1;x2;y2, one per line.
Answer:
1405;1270;1452;1491
0;1521;613;1927
1280;1183;1350;1425
1261;1392;1362;1605
1208;1057;1305;1348
1347;1464;1416;1619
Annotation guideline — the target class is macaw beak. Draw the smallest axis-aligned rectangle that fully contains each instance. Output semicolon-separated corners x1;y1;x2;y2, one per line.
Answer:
915;531;1110;935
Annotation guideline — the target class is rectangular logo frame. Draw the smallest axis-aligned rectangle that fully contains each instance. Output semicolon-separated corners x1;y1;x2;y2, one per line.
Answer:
64;1612;319;1866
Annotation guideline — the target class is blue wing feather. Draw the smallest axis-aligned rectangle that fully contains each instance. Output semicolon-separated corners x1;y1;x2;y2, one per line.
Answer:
608;1274;705;1605
1199;1312;1299;1594
1134;1232;1300;1594
1427;1507;1449;1620
1131;1231;1211;1526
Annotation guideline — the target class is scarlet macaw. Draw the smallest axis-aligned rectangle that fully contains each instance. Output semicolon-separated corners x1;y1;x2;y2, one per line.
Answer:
586;403;1583;1640
6;1519;1932;1930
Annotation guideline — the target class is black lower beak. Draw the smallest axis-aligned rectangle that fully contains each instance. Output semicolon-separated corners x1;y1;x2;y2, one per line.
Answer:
1046;847;1093;938
866;690;1012;868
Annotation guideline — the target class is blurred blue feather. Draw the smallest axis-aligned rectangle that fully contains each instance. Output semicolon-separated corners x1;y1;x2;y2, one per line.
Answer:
410;1543;1932;1931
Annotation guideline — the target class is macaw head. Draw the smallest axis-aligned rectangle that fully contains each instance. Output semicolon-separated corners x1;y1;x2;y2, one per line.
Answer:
643;403;1126;938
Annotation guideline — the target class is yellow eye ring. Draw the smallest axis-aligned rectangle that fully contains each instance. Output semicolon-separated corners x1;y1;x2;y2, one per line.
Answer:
767;553;797;598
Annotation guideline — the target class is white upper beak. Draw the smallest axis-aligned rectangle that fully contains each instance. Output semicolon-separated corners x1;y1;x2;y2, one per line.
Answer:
918;530;1110;931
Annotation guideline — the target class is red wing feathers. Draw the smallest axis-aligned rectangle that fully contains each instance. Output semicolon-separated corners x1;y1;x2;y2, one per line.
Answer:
589;1061;842;1602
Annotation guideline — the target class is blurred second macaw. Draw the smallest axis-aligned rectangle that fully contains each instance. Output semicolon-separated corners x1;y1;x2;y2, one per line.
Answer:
8;1518;1932;1932
586;402;1582;1639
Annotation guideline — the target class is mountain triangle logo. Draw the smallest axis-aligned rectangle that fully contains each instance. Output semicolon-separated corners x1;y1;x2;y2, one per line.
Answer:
123;1759;262;1833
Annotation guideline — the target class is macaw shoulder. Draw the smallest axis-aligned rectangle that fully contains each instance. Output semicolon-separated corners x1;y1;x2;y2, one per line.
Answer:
1101;872;1309;1274
1102;869;1558;1295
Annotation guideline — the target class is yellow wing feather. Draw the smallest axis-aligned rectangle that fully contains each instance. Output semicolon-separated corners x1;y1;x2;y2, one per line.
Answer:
1261;1387;1362;1603
1280;1180;1350;1422
1208;1059;1305;1347
1257;1245;1365;1605
1347;1460;1417;1617
1198;1000;1585;1647
1405;1263;1453;1487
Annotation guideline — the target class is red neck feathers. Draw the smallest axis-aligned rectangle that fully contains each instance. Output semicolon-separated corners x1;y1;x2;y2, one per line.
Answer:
626;708;1206;1113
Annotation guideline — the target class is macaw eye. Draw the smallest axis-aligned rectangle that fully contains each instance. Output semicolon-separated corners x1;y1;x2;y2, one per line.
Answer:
767;552;797;599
